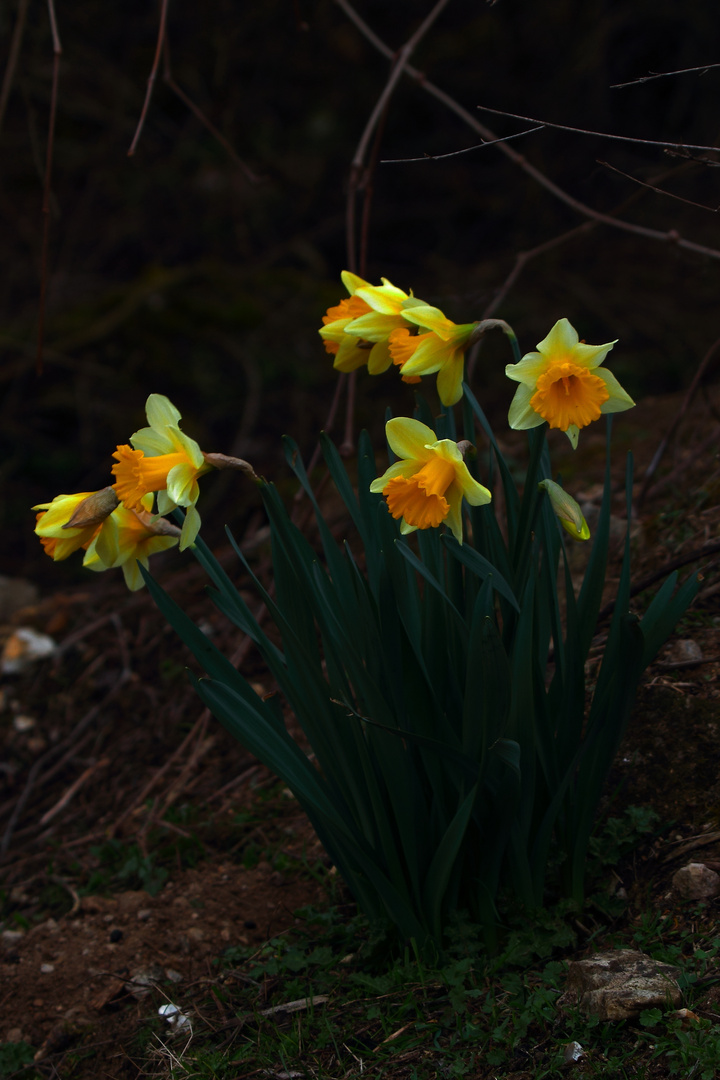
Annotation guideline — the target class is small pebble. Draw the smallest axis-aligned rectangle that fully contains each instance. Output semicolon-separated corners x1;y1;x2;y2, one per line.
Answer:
137;909;152;922
1;930;25;946
564;1041;584;1064
40;963;55;974
12;715;36;732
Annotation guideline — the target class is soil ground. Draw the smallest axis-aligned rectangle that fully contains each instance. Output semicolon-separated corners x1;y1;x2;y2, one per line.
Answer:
0;386;719;1078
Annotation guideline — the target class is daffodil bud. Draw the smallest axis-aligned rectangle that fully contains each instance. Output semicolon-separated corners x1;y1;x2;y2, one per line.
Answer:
202;452;259;481
62;486;119;529
538;479;590;541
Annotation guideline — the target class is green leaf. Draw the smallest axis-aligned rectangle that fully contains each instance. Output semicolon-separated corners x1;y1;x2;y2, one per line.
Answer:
443;535;520;612
422;782;479;940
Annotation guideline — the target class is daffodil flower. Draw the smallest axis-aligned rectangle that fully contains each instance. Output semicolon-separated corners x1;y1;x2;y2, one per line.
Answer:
506;318;634;448
538;479;590;541
386;304;478;406
320;272;391;374
320;272;426;375
370;417;491;543
112;394;211;549
33;488;119;560
83;494;181;591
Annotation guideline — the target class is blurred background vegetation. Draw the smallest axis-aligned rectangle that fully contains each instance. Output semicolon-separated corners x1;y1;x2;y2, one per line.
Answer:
2;0;719;582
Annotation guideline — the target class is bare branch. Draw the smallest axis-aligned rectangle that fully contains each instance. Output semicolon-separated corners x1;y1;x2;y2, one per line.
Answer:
0;0;31;135
476;103;720;154
598;159;719;211
334;0;720;263
128;0;170;156
639;334;720;507
161;36;260;183
351;0;455;174
342;0;456;451
611;62;720;90
36;0;63;375
380;126;544;163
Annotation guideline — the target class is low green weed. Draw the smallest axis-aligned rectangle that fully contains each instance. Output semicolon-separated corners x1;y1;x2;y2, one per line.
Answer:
172;890;720;1080
0;1041;37;1079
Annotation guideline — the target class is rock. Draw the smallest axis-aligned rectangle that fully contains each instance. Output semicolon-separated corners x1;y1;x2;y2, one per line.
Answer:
666;639;703;665
560;949;682;1020
563;1041;584;1064
1;627;56;674
672;862;720;900
124;965;165;997
1;929;25;948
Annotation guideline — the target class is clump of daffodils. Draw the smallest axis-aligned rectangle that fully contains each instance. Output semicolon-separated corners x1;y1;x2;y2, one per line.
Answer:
320;276;633;448
320;273;633;544
33;394;257;590
36;284;634;588
320;271;479;406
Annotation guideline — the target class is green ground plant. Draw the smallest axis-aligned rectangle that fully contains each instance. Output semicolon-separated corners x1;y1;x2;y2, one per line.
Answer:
165;872;720;1080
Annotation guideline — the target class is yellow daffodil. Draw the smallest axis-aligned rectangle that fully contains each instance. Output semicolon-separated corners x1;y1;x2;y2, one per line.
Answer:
320;271;427;375
386;304;478;406
506;318;634;448
112;394;211;549
538;479;590;541
83;494;181;591
320;272;391;374
370;417;491;543
33;488;119;561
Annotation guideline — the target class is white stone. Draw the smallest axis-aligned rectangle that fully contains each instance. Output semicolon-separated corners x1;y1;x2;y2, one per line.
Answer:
672;862;720;901
560;949;682;1020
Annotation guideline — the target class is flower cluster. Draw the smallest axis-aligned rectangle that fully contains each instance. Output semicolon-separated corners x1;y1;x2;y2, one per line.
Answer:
321;275;634;543
320;271;477;407
35;283;636;588
321;277;633;451
33;394;256;590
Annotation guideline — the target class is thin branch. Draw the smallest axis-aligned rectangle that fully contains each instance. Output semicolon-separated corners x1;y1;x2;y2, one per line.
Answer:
0;0;31;134
643;425;720;506
467;220;596;380
638;333;720;506
161;36;260;183
611;63;720;90
598;553;713;621
128;0;170;156
0;668;130;861
476;104;720;154
351;0;454;174
333;0;720;263
341;0;455;453
36;0;62;376
346;0;456;269
293;371;347;502
598;159;719;212
380;125;544;163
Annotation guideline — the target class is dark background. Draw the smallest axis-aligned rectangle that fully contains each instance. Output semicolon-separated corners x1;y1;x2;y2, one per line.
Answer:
2;0;719;583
